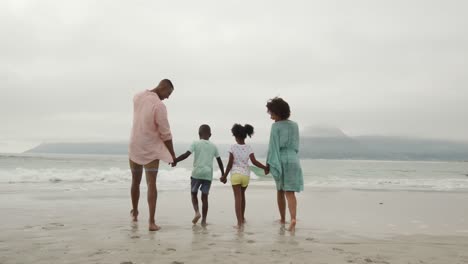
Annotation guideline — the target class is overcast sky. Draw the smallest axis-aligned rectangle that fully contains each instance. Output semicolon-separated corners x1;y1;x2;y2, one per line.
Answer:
1;0;468;152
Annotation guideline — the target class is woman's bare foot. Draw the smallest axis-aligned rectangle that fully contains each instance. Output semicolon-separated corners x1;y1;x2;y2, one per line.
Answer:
276;219;286;225
242;218;247;224
130;209;138;222
192;212;201;224
233;223;244;230
288;219;296;232
148;223;161;231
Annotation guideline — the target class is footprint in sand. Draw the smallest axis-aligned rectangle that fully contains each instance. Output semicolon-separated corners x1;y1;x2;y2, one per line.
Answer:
89;250;109;257
42;223;65;230
167;248;177;252
171;261;184;264
362;257;390;264
333;248;345;253
130;235;140;239
305;237;315;241
247;240;255;244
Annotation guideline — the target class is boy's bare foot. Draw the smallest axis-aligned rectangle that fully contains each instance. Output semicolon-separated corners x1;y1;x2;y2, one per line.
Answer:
192;212;201;224
149;223;161;231
130;209;138;222
288;219;296;232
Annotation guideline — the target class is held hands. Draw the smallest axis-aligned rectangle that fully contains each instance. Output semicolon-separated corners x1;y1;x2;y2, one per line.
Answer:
220;174;227;184
170;156;178;167
264;165;270;175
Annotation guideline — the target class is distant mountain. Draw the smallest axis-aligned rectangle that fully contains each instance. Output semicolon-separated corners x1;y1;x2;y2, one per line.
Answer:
26;142;129;155
303;126;349;138
25;130;468;161
355;136;468;160
299;126;362;159
25;142;269;158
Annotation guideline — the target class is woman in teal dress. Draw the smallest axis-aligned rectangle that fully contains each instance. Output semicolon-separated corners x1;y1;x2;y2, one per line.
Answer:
266;97;303;232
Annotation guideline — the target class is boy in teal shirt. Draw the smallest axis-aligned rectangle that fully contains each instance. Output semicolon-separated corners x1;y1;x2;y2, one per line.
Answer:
174;124;225;226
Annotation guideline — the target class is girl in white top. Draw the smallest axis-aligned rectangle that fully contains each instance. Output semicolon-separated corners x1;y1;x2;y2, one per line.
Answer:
221;124;268;229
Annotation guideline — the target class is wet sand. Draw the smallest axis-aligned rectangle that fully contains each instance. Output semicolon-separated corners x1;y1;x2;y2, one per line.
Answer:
1;184;468;264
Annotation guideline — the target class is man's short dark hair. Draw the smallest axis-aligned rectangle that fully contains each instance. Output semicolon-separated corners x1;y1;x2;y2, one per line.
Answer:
160;79;174;89
266;97;291;120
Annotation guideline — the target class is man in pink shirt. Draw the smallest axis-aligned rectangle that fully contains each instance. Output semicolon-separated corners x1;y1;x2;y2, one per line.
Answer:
129;79;177;231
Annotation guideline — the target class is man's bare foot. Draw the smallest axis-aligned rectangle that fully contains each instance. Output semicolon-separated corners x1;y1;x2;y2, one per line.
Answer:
288;219;296;232
192;212;201;224
201;220;207;227
148;223;161;231
130;209;138;222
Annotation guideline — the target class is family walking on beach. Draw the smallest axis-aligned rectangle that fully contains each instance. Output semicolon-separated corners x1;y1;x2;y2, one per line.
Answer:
128;79;303;232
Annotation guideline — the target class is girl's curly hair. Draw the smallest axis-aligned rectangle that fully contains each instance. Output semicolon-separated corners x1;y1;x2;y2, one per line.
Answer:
231;124;254;139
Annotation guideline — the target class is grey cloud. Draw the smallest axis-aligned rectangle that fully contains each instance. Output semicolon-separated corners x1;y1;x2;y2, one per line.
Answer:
1;0;468;152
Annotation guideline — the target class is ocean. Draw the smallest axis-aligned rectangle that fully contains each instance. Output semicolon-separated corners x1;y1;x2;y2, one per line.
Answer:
1;153;468;192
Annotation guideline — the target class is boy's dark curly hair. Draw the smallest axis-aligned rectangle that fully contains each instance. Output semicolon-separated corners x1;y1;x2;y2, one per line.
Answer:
266;97;290;120
231;124;254;139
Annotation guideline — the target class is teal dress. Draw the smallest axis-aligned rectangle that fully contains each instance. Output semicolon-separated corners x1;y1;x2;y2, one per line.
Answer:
267;120;304;192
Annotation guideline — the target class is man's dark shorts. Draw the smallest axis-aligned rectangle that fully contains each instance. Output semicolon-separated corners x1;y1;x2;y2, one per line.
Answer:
191;177;212;194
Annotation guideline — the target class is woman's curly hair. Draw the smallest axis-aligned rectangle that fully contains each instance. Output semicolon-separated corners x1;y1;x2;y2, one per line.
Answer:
266;97;290;120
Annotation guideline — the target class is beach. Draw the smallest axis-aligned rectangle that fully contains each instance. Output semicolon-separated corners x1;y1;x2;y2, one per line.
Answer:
3;1;468;263
2;182;468;264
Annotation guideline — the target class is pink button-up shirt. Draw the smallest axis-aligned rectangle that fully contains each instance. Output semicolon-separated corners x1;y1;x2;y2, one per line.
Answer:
129;90;173;164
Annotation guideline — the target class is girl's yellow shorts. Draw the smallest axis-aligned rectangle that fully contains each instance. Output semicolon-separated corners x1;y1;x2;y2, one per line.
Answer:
230;173;250;187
